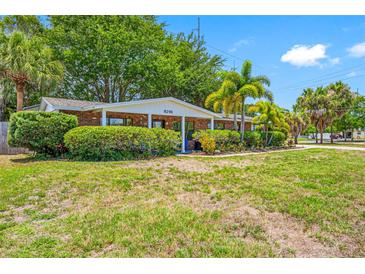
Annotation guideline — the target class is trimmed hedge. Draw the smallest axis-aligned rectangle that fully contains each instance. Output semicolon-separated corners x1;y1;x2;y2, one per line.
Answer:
8;111;77;156
193;130;244;152
64;126;181;161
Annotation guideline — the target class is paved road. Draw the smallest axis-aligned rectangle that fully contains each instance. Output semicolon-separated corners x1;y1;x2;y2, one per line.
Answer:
300;144;365;151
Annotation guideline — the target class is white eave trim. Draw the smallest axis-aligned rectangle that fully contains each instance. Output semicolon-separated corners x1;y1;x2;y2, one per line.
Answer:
83;97;222;118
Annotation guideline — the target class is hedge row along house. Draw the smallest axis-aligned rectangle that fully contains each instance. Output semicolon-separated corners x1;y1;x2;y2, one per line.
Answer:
30;97;254;152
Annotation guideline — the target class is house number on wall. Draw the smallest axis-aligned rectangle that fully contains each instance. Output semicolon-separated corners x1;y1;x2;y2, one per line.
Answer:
163;109;173;114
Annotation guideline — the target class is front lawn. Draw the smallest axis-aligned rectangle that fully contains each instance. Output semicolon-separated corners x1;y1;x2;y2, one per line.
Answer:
0;149;364;257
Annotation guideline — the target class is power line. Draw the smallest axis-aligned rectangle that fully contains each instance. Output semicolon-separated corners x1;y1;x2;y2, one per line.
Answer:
278;62;365;91
284;72;365;92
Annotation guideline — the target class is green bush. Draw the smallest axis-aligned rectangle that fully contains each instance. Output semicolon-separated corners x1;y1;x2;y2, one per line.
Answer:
8;111;77;156
193;130;244;152
64;126;181;161
266;131;287;147
243;131;263;148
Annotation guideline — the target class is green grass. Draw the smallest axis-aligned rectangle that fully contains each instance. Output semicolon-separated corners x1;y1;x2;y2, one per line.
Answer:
0;149;364;257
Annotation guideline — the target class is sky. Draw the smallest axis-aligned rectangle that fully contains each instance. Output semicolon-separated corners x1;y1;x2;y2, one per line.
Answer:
158;16;365;109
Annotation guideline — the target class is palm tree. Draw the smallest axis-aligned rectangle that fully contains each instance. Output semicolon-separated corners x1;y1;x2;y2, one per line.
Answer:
285;111;308;144
205;78;241;130
249;101;288;146
0;31;63;111
327;81;354;143
206;60;271;140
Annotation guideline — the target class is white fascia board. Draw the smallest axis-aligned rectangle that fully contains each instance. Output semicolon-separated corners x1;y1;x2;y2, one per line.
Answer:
84;97;221;118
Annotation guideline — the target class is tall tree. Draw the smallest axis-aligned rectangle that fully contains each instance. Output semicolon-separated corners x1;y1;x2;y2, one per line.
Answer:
297;82;354;144
0;31;63;111
326;81;354;143
141;32;223;106
237;60;272;140
48;17;223;105
205;79;241;129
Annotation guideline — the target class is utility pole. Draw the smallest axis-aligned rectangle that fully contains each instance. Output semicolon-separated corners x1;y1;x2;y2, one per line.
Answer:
193;16;201;49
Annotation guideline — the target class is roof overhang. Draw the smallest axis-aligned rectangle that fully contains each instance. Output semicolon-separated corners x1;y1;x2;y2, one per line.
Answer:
84;97;222;118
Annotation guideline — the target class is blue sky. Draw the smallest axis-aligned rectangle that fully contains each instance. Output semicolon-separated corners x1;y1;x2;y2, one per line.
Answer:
158;16;365;109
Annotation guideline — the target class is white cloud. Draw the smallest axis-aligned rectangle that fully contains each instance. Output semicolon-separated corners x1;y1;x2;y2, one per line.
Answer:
280;44;328;67
347;42;365;58
229;39;251;53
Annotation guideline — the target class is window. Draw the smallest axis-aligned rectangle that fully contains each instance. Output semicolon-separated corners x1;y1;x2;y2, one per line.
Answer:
152;120;165;128
107;118;133;126
208;122;225;130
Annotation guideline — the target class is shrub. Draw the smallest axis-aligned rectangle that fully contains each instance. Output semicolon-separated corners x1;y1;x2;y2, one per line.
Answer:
199;135;216;154
8;111;77;156
243;131;263;148
193;129;243;152
64;126;181;161
266;131;287;147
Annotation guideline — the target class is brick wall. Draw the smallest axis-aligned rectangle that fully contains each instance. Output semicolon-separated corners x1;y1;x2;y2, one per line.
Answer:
61;110;101;126
60;110;252;131
218;120;252;131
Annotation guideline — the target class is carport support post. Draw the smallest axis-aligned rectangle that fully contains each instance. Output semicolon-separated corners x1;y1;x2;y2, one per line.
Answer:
181;116;185;153
148;113;152;128
210;117;214;130
101;110;107;126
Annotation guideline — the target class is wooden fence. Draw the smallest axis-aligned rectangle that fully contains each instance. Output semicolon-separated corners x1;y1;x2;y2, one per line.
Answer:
0;122;29;155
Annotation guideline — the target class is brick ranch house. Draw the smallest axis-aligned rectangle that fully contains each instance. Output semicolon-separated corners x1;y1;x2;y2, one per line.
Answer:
33;97;253;152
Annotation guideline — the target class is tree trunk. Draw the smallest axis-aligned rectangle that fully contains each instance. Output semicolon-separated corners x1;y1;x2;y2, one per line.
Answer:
103;77;110;103
16;82;25;112
0;86;4;121
265;126;269;147
319;121;324;144
330;125;334;144
343;131;347;142
233;112;238;131
351;129;354;142
240;100;245;142
294;136;298;144
315;126;318;144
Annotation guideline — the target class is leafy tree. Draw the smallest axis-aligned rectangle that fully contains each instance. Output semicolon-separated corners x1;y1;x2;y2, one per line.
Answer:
334;94;365;141
0;31;64;111
1;16;44;37
248;101;288;146
142;33;223;106
48;16;223;106
48;16;166;103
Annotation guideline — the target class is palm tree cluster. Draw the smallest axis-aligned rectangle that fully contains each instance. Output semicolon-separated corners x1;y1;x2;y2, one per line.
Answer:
205;60;273;141
295;81;355;144
248;100;289;145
